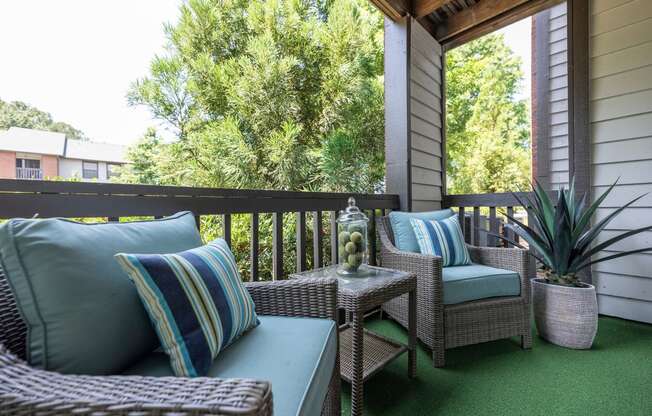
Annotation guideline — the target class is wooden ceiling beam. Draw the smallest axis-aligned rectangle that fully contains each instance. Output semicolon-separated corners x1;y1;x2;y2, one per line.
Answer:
413;0;453;18
437;0;564;48
368;0;411;21
437;0;530;41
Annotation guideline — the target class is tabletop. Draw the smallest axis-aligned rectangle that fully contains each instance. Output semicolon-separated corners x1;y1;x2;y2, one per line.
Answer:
293;265;414;297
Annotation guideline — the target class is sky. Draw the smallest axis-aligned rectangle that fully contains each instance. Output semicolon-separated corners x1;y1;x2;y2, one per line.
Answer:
0;0;180;145
497;17;533;101
0;1;531;146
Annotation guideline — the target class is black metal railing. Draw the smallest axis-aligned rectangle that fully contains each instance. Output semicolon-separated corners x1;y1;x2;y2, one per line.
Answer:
443;192;534;248
0;179;399;281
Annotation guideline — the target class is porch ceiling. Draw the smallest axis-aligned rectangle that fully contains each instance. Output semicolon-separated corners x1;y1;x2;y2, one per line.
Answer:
370;0;564;48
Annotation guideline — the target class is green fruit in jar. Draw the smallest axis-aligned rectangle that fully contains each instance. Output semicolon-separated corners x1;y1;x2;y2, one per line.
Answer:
338;246;347;258
350;231;363;244
338;231;351;244
341;262;352;271
348;254;360;267
349;224;363;234
345;241;357;254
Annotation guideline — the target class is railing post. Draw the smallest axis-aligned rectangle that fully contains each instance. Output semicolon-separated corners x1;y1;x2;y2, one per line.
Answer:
313;211;323;268
369;209;377;266
296;211;306;272
273;212;284;280
223;214;232;247
526;210;537;280
473;207;480;246
457;207;466;242
250;213;259;281
464;214;472;243
330;211;338;266
506;206;515;247
488;207;498;247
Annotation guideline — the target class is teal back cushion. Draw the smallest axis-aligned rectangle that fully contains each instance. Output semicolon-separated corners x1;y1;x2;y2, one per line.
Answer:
388;209;455;252
0;211;203;375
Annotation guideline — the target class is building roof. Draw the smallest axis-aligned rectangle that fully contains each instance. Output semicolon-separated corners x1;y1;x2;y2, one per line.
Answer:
65;140;127;164
0;127;127;164
0;127;66;156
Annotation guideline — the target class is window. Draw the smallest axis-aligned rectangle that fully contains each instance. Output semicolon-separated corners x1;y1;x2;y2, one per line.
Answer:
82;161;98;179
107;163;120;179
15;158;42;179
16;158;41;169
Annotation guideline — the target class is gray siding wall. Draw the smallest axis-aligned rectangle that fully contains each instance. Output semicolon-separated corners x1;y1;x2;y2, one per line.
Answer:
384;17;444;212
535;3;570;190
548;3;570;189
590;0;652;323
410;20;444;212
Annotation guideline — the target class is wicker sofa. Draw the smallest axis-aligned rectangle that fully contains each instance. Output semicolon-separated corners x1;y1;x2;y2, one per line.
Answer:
378;216;532;368
0;271;340;416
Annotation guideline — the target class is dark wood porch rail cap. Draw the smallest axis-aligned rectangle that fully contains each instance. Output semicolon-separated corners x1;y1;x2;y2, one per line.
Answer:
443;192;534;208
0;179;399;219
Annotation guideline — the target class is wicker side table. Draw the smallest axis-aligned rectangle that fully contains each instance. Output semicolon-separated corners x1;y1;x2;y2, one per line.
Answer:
292;265;416;416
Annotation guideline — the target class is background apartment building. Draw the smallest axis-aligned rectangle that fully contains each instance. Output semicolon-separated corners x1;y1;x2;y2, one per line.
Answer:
0;127;127;182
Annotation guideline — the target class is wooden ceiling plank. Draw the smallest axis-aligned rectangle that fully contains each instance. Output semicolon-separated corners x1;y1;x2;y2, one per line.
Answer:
417;15;439;37
369;0;411;21
414;0;454;18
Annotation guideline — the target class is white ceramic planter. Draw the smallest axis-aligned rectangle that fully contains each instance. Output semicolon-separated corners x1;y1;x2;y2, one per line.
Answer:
532;278;598;349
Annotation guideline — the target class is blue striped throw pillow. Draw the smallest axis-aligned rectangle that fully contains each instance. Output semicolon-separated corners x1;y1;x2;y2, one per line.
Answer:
114;239;258;377
410;216;471;267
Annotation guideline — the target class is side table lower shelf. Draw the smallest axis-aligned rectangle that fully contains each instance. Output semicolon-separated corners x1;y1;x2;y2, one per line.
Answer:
339;325;408;383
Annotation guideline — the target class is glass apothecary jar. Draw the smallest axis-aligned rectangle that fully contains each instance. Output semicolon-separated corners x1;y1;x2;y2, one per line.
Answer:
336;197;369;276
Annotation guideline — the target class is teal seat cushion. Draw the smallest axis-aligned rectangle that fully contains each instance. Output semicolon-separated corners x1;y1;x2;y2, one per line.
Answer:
123;315;337;416
388;209;454;253
443;264;521;305
0;211;203;375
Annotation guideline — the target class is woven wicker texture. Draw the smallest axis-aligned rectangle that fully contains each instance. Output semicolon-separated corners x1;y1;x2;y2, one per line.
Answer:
378;217;532;368
0;271;341;416
292;267;416;416
532;278;598;349
0;269;27;360
339;327;405;383
0;344;273;416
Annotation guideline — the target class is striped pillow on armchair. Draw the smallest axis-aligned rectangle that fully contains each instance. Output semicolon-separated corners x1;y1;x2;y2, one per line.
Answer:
410;216;471;267
115;238;258;377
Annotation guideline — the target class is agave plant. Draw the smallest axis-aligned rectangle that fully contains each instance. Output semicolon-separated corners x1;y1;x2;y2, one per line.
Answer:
501;179;652;287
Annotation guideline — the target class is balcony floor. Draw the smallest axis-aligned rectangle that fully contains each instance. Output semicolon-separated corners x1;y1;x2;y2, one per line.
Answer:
342;315;652;415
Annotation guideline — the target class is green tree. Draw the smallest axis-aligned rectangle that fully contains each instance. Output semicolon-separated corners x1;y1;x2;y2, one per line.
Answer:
445;34;531;194
113;127;164;184
0;98;88;140
125;0;384;193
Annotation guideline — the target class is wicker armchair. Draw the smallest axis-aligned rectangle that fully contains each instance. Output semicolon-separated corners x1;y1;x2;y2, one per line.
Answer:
0;272;340;416
377;217;532;368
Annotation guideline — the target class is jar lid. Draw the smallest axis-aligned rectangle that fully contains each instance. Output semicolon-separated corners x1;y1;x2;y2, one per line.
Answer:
337;197;369;223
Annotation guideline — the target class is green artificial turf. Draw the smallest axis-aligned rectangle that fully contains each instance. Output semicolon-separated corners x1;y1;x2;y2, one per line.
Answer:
341;316;652;416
